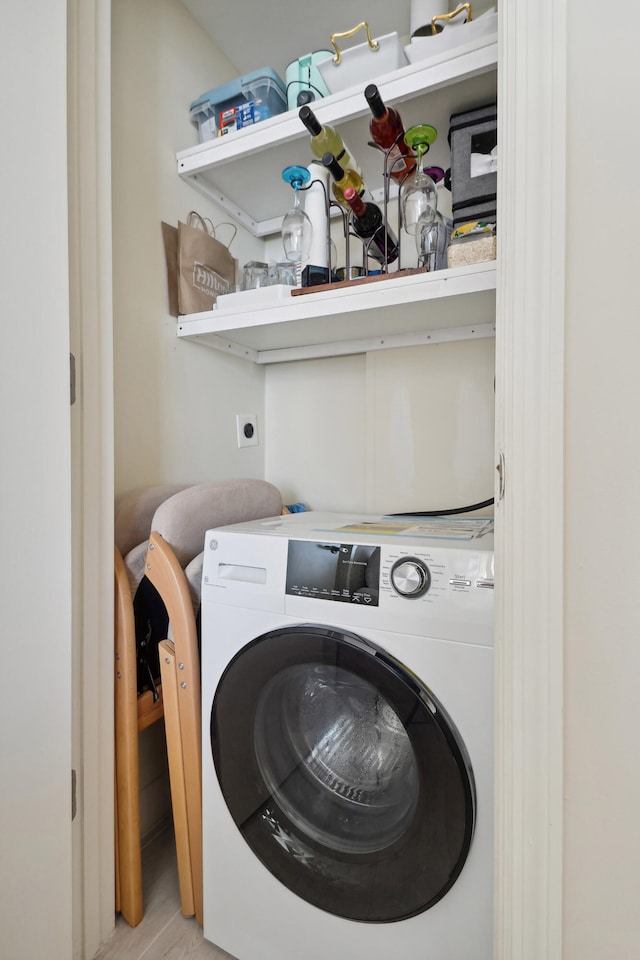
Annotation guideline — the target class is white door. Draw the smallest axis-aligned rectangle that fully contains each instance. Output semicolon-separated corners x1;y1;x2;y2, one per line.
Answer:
0;3;73;958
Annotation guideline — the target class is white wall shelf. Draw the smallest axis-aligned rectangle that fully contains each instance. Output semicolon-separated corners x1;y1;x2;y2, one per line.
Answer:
176;261;496;364
177;35;498;237
176;29;498;364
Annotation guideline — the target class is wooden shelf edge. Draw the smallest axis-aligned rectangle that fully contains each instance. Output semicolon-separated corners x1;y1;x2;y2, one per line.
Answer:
290;267;426;296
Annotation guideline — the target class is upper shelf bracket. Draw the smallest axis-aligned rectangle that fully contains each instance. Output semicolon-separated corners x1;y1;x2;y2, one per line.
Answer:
182;320;496;365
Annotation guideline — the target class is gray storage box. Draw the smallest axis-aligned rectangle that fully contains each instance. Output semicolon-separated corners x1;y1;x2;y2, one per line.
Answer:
448;103;497;229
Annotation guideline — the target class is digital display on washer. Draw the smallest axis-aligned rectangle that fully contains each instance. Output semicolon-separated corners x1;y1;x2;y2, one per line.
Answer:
286;540;380;606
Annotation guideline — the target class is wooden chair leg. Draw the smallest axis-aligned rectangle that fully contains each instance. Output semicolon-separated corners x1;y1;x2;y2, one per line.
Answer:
114;776;120;913
114;547;143;927
159;638;195;917
146;532;203;926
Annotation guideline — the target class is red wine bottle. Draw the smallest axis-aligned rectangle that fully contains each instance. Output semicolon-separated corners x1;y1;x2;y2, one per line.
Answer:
343;187;399;265
364;83;415;182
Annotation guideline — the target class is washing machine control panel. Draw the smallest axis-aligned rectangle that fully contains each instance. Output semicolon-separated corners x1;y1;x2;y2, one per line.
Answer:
282;536;493;640
204;514;494;645
284;537;493;607
286;540;381;606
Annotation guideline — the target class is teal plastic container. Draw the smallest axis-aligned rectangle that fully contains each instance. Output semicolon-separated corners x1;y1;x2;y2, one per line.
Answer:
190;67;287;142
284;51;333;110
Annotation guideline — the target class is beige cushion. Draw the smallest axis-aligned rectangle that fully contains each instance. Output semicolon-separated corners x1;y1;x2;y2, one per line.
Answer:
115;483;191;557
123;541;149;597
151;479;283;568
184;552;204;615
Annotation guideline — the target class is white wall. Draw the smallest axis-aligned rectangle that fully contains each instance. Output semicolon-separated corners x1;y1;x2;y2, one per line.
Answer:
265;355;368;511
366;339;495;513
111;0;266;497
0;3;73;958
265;339;496;514
563;6;640;958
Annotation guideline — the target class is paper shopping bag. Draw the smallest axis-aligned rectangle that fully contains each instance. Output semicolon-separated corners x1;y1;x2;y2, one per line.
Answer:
176;212;237;314
161;221;180;317
162;212;237;316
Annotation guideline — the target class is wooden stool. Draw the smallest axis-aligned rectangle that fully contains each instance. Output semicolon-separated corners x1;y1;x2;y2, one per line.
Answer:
114;484;190;927
114;479;283;926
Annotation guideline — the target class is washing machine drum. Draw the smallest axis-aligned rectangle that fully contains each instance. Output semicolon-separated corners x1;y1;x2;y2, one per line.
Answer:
210;625;475;923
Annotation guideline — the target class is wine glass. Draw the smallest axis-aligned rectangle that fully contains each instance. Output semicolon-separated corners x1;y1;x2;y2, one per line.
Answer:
400;124;438;236
281;165;313;285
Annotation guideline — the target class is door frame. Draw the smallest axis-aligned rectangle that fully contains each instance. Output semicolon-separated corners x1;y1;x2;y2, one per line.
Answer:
76;1;567;956
68;1;115;956
494;2;566;958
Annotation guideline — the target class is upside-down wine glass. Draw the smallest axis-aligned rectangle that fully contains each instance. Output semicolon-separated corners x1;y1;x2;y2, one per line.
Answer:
281;165;313;287
400;124;439;237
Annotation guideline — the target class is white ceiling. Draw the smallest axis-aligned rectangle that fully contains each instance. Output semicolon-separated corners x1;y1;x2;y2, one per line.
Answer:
180;0;413;79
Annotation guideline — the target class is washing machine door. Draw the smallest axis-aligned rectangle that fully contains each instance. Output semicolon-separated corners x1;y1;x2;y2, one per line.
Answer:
210;624;475;923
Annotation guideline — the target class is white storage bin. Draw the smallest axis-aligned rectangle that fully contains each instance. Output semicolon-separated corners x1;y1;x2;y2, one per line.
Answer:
318;23;408;95
405;9;497;64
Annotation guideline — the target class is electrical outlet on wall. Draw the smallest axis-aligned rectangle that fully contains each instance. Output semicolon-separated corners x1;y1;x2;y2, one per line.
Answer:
236;413;258;448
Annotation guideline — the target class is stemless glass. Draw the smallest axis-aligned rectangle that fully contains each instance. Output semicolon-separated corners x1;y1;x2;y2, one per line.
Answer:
415;211;451;271
400;124;439;236
281;165;313;285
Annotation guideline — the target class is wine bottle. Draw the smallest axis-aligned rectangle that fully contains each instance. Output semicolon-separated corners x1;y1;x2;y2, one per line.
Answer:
364;83;415;182
322;152;366;208
298;105;362;176
343;187;399;265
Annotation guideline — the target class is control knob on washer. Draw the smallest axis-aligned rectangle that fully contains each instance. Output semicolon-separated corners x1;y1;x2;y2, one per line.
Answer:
390;558;431;598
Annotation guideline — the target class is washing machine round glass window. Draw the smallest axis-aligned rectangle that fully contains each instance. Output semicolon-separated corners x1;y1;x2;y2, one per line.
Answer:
210;624;476;924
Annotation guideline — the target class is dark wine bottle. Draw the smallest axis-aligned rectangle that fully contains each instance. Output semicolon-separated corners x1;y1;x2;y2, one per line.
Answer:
321;152;366;208
343;187;399;265
364;83;415;182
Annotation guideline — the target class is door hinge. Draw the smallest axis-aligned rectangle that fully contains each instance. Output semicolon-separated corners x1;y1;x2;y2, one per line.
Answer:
71;768;77;821
70;353;76;406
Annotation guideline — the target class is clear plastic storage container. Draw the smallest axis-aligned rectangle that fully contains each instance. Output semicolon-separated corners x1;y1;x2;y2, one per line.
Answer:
190;68;288;142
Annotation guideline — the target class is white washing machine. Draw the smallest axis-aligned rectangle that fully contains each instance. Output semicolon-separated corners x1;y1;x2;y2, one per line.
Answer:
200;511;494;960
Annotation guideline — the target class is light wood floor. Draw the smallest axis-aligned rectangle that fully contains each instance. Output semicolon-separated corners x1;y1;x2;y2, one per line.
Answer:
93;823;236;960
